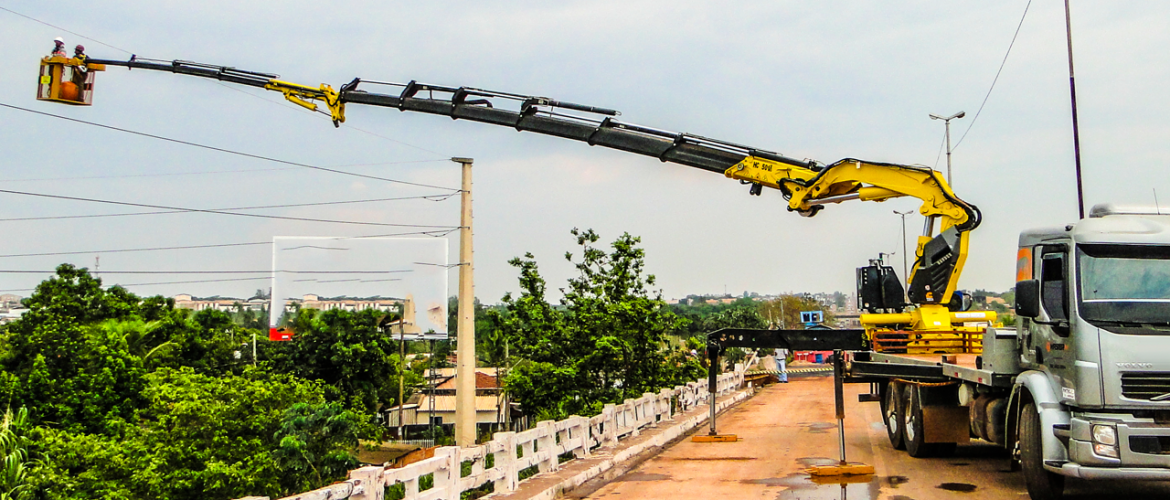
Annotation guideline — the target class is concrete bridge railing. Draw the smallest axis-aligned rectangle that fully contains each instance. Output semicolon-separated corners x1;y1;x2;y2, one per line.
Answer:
271;365;744;500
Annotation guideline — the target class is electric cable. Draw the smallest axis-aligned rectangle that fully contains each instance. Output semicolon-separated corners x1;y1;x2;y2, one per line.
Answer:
3;3;451;158
3;159;448;184
0;276;273;294
0;229;456;259
952;0;1033;151
931;128;947;169
0;6;132;54
0;187;458;229
0;102;458;191
0;193;455;222
0;270;410;274
212;83;447;156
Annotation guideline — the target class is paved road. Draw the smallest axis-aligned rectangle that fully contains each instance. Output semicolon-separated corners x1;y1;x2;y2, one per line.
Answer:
582;373;1170;500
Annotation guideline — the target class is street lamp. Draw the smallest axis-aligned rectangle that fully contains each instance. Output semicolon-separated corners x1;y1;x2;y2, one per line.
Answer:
929;111;966;186
894;209;914;288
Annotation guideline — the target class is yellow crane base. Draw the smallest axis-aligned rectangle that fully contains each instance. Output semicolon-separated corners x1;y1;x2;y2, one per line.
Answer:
691;434;738;442
806;462;875;476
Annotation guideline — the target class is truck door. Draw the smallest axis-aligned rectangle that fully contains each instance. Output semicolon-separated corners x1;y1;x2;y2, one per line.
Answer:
1025;246;1074;392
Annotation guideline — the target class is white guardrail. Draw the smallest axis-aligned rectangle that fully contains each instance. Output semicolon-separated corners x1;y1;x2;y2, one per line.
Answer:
274;366;745;500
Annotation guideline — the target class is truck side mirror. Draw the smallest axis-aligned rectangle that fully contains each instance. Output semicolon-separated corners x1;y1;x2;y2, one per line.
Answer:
1015;279;1041;318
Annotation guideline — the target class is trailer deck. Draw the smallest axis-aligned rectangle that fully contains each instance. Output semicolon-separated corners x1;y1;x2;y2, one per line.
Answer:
849;351;1014;388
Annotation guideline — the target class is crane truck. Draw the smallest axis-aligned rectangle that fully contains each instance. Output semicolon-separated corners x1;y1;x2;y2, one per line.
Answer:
35;53;1170;499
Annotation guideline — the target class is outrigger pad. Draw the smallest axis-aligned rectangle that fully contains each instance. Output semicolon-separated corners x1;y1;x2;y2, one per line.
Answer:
692;434;738;442
806;462;875;476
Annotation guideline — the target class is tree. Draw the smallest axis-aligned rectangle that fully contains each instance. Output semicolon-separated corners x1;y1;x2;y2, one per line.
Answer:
269;308;421;413
701;306;766;331
0;266;386;500
273;403;365;490
494;229;698;420
0;407;31;500
758;294;836;329
26;368;351;500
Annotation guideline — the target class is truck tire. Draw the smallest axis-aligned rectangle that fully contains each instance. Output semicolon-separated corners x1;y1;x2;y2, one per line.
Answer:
903;385;956;458
883;381;905;449
1020;402;1064;500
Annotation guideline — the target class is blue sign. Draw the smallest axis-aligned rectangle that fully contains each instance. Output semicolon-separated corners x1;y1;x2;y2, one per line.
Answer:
800;311;823;325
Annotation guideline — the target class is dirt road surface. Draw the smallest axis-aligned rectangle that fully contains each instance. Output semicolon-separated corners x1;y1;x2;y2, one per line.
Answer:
580;372;1170;500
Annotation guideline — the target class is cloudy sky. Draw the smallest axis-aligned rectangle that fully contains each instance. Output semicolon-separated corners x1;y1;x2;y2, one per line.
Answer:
1;1;1167;303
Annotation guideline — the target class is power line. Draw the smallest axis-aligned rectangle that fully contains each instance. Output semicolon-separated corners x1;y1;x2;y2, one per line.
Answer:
113;277;272;287
212;83;447;156
0;188;458;229
0;193;456;222
3;159;448;184
0;102;458;191
931;128;947;169
0;276;274;294
0;241;272;258
0;6;133;54
952;0;1033;151
4;5;449;158
0;229;456;259
0;270;411;274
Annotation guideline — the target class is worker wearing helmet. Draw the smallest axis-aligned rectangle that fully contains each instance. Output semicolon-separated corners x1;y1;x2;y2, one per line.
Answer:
51;37;66;58
74;45;87;69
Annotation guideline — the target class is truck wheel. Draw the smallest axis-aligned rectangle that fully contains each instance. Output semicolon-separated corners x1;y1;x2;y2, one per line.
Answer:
1020;402;1064;500
883;381;905;449
903;385;955;457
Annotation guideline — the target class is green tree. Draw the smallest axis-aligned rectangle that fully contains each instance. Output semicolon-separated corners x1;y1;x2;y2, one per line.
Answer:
270;308;420;413
0;407;31;500
701;306;766;331
27;368;346;500
758;294;836;329
494;229;696;420
273;402;364;490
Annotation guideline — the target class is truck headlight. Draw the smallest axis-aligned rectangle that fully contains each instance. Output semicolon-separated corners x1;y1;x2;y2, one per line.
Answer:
1092;424;1117;446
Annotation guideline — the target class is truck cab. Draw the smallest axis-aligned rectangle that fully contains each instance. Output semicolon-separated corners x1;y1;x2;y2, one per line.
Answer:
1013;203;1170;494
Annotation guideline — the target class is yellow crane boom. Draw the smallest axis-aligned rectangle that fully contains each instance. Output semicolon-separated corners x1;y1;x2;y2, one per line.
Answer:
36;54;993;344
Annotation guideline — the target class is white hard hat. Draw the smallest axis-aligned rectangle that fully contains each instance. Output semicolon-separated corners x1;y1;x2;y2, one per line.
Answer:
54;37;64;43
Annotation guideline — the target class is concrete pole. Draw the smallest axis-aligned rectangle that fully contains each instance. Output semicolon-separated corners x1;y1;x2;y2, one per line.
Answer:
453;157;476;447
398;303;406;440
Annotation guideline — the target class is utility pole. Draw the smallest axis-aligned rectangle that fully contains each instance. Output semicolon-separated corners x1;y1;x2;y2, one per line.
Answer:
453;157;477;447
1064;0;1086;219
397;302;406;441
894;209;913;286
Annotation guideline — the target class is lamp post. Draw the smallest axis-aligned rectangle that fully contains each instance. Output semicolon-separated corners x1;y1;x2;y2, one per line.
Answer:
894;209;913;286
929;111;966;186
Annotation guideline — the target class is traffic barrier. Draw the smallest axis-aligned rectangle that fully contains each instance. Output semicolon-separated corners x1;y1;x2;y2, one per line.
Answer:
267;366;746;500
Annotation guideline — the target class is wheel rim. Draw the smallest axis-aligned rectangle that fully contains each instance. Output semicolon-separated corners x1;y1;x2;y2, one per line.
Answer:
885;389;899;434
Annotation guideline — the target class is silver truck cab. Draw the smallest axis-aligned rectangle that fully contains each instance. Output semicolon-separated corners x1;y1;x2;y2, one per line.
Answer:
1013;203;1170;487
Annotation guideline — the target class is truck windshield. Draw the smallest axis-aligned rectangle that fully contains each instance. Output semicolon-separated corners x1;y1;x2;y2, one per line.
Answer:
1077;244;1170;326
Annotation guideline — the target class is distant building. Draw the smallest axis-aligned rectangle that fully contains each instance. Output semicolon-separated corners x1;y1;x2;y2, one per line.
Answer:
0;294;26;324
173;293;403;315
0;294;23;308
383;368;509;429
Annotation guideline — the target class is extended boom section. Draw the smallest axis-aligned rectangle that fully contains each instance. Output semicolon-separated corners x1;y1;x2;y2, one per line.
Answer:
43;54;994;350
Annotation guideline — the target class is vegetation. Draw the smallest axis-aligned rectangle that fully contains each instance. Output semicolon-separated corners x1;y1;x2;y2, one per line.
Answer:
488;229;704;421
0;264;394;500
0;243;1017;499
